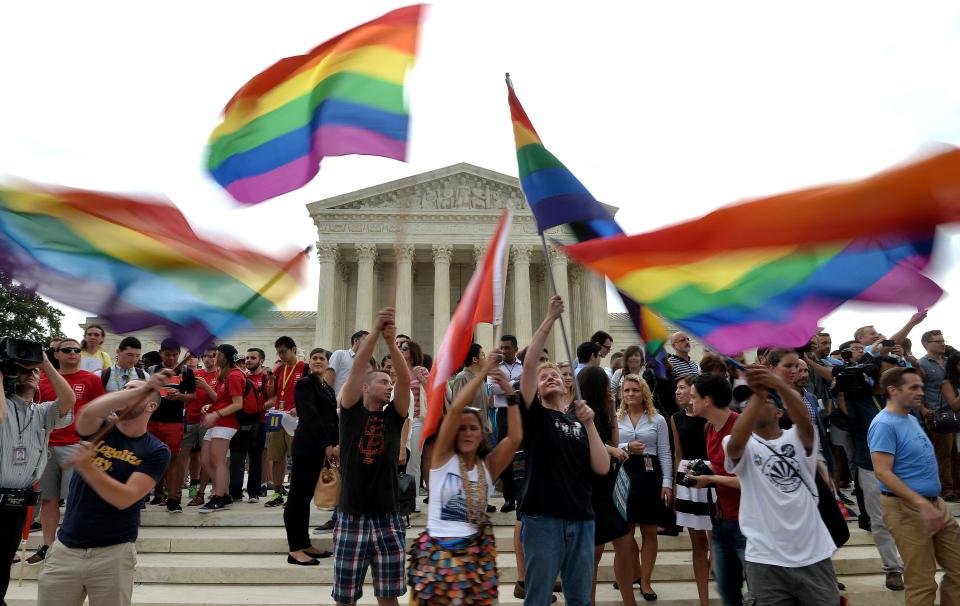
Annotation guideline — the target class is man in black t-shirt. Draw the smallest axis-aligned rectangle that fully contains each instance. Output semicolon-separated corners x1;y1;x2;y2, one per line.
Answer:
37;372;171;606
332;307;410;606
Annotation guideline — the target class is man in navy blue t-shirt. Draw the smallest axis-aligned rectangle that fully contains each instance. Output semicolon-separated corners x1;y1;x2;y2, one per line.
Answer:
869;366;960;605
37;371;171;606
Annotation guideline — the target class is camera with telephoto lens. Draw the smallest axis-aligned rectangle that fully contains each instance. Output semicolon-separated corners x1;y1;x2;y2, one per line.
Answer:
1;336;45;394
677;458;713;487
832;362;878;393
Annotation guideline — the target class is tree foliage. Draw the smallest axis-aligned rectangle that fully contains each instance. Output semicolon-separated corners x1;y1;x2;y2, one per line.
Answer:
0;272;64;343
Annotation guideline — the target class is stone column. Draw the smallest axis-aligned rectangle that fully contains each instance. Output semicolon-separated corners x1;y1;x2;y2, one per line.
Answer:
432;244;453;353
568;265;583;346
395;244;416;335
313;243;340;349
473;244;493;352
587;273;609;338
354;243;377;332
548;246;572;362
511;245;533;347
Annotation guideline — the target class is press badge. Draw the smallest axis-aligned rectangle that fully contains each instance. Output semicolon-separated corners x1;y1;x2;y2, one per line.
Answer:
13;447;27;465
644;456;654;472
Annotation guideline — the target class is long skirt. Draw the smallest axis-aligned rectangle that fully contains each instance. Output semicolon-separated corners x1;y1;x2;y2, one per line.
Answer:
407;521;498;605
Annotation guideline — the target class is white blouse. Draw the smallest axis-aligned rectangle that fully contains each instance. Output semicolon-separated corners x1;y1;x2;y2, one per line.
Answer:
617;411;673;488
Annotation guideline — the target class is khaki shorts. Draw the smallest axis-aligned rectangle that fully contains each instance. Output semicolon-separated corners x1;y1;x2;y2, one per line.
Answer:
266;430;293;462
39;445;80;502
38;540;137;606
181;423;207;451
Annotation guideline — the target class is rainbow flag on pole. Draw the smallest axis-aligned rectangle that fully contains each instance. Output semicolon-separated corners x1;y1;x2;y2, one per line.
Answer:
207;5;426;204
0;183;307;350
562;149;960;354
507;75;668;371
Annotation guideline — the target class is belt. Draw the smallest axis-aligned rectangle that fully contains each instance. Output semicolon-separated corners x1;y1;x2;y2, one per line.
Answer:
0;488;41;508
880;491;938;502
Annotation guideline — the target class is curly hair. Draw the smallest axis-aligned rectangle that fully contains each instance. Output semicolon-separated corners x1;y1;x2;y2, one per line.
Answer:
617;373;656;419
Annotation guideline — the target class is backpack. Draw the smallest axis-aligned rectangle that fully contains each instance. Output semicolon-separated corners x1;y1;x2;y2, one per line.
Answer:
236;371;267;424
100;366;145;388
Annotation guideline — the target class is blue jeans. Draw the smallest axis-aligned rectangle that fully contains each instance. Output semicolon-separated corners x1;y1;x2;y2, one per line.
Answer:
712;518;746;606
521;515;595;606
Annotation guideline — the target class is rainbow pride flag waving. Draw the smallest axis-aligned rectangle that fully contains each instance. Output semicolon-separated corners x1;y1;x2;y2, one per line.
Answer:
508;75;668;370
207;5;426;205
562;149;960;354
0;183;307;350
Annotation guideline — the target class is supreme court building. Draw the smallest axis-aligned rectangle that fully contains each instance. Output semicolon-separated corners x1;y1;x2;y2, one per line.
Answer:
87;164;700;361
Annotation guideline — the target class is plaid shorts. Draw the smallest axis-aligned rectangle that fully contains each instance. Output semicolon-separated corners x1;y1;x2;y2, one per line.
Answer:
332;511;406;603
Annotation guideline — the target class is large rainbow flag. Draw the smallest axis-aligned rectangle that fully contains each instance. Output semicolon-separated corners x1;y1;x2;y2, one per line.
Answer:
562;149;960;354
207;5;426;205
0;184;307;350
507;76;669;370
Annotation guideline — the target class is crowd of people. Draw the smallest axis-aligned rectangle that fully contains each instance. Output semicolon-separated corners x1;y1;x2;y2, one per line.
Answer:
3;302;960;606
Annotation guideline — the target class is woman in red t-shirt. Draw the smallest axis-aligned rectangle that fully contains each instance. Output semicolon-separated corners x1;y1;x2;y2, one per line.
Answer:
198;344;244;513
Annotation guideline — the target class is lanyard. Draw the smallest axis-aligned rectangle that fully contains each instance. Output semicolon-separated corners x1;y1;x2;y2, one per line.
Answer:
502;360;522;382
12;400;33;444
871;396;883;412
278;364;297;408
113;365;131;392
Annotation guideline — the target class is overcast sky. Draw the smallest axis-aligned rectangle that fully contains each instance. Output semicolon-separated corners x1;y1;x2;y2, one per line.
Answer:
3;1;960;351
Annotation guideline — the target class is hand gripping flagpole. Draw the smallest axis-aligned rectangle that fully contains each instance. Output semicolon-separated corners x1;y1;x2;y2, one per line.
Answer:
539;234;582;401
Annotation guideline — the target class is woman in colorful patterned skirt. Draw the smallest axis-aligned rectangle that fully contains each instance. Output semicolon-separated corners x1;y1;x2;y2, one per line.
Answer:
408;353;522;605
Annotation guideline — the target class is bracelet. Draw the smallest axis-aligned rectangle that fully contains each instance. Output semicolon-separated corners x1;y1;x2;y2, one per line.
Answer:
506;394;518;406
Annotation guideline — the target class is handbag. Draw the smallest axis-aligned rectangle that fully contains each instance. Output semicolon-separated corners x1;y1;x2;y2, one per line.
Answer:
397;472;417;516
754;438;849;548
313;459;340;510
931;408;960;434
613;462;631;521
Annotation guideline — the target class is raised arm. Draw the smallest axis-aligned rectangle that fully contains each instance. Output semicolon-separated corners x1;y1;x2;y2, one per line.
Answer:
339;308;392;409
520;296;563;406
725;390;766;465
485;359;524;481
385;324;410;418
41;356;76;417
573;399;611;475
803;352;834;381
432;357;494;470
76;371;173;436
890;309;927;345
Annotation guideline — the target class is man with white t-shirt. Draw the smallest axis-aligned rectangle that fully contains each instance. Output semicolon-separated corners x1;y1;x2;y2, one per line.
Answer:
325;330;369;396
723;367;840;605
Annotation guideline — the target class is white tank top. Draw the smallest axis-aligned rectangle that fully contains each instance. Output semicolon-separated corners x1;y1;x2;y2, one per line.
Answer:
427;454;494;538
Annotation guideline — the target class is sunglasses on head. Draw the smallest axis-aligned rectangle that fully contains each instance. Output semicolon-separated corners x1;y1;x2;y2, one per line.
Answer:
58;347;82;354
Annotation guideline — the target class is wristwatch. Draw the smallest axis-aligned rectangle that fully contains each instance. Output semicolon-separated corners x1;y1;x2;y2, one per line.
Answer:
506;394;519;406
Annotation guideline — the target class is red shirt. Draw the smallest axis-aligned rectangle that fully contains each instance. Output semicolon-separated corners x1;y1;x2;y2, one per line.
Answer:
274;361;304;412
706;411;741;521
189;368;219;424
39;370;106;446
246;370;271;421
212;369;244;429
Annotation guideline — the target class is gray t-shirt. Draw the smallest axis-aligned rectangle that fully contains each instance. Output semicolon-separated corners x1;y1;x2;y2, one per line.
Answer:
1;395;73;489
919;355;946;411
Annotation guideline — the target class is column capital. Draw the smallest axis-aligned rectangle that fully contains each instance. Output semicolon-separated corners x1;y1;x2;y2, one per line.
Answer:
548;245;568;265
511;244;533;265
356;243;378;263
315;242;339;263
394;243;416;263
569;264;583;287
473;243;486;264
431;243;454;264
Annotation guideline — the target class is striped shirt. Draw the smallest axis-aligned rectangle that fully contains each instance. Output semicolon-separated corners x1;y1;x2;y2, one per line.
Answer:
668;354;701;378
1;394;73;489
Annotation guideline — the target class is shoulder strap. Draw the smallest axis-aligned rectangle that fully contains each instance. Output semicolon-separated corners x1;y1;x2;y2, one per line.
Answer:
100;367;111;387
752;436;817;500
136;367;145;380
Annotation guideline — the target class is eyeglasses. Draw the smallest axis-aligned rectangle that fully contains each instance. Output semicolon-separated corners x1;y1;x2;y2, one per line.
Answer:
58;347;82;354
928;339;946;344
464;406;482;413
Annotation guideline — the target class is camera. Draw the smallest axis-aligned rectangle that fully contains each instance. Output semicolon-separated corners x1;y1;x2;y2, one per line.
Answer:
677;458;712;487
1;336;44;394
832;362;878;393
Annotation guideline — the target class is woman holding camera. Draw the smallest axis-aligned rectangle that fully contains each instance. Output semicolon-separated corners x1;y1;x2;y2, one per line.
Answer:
670;375;712;606
617;373;674;601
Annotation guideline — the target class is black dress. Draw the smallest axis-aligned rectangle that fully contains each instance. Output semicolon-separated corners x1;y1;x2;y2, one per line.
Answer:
591;420;629;545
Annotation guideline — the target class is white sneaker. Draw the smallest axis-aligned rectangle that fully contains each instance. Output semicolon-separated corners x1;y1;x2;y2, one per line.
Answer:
247;495;259;503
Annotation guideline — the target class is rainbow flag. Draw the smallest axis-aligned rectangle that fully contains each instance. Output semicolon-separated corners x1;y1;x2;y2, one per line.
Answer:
0;184;307;350
507;75;668;371
562;149;960;354
207;5;426;204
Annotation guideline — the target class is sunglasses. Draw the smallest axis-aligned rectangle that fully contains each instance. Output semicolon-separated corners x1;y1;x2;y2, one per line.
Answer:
18;367;41;376
58;347;82;354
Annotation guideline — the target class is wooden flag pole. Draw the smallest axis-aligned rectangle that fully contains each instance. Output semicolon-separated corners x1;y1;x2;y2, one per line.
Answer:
539;233;582;401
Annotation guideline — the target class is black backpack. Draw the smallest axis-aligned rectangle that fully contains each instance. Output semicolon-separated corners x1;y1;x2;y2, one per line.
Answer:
100;366;146;388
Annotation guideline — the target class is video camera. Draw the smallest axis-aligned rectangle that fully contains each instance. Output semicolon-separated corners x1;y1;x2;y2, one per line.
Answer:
832;362;878;393
1;336;45;394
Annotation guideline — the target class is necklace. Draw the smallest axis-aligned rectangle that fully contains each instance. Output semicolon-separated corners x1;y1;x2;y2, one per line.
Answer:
458;454;488;525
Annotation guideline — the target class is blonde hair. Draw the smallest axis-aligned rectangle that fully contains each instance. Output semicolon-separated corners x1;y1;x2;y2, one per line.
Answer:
617;373;656;419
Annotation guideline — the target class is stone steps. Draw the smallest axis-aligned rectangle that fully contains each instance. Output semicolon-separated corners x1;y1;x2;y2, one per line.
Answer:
2;576;911;606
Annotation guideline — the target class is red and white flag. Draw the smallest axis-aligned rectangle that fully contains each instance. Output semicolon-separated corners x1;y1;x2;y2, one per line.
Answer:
421;208;512;445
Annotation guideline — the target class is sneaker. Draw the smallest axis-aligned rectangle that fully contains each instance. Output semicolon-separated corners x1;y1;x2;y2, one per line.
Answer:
265;493;285;508
198;496;225;514
276;485;288;496
838;491;854;505
885;571;904;591
25;545;48;565
500;500;516;513
313;519;336;534
187;494;205;507
247;495;260;503
943;491;960;503
221;495;233;509
188;484;199;499
29;521;41;532
166;499;183;514
486;504;497;513
149;493;165;506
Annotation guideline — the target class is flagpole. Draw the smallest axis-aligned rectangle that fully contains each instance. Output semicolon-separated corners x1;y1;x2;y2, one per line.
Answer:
539;233;582;401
